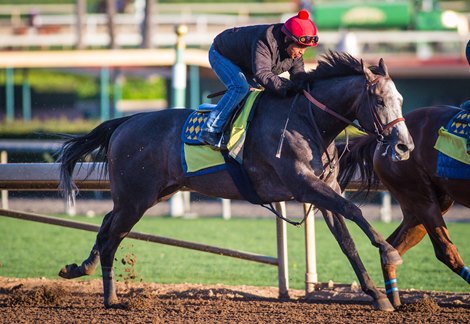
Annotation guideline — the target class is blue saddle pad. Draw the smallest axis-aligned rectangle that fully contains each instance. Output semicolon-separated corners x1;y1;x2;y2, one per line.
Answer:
181;110;210;145
436;110;470;179
180;109;226;176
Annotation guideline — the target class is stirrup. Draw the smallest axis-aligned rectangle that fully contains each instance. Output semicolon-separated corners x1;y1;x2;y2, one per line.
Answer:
215;134;227;151
204;133;227;151
208;133;227;151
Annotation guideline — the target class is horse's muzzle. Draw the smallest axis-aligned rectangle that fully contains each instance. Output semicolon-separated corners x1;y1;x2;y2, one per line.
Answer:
389;121;414;162
391;143;412;161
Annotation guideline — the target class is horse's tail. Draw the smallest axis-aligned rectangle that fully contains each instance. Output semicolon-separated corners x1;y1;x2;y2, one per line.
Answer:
57;116;133;201
337;135;380;197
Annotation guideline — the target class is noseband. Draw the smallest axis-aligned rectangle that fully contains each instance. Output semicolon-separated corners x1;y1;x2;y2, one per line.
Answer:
302;75;405;142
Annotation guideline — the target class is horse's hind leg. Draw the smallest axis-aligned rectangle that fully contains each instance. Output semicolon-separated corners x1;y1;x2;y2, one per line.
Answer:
418;203;468;286
322;210;394;311
58;211;114;279
96;204;150;308
429;226;467;280
59;242;100;279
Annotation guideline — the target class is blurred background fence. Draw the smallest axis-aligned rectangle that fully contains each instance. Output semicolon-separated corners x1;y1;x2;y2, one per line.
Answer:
0;0;468;219
0;0;468;124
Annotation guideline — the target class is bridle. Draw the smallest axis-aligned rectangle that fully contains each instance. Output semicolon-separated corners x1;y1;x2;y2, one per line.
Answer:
302;75;405;142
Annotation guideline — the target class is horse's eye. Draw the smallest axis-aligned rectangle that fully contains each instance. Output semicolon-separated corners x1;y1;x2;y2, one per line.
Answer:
377;99;385;107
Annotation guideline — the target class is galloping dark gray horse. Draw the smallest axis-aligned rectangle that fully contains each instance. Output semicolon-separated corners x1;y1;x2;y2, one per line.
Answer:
57;51;414;311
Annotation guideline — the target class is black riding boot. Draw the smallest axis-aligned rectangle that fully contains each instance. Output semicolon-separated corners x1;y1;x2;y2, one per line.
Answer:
199;130;224;148
198;110;226;150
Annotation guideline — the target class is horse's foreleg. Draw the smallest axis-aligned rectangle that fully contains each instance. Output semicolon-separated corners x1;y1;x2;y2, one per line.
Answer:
321;210;394;311
382;219;426;307
314;195;402;267
339;201;402;267
292;181;401;267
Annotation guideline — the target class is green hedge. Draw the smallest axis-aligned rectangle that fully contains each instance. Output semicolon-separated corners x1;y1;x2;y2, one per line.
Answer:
2;69;166;101
0;118;100;138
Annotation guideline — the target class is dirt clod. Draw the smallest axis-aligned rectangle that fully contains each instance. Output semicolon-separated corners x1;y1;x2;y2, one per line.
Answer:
5;285;69;307
397;298;440;313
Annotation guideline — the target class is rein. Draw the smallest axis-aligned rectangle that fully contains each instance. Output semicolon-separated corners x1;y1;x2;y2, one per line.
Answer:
303;90;369;134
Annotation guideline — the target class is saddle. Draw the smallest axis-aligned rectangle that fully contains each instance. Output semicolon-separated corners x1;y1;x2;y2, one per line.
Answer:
182;90;262;156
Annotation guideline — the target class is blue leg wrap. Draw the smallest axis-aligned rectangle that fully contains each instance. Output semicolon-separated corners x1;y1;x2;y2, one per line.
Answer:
460;266;470;283
385;278;398;294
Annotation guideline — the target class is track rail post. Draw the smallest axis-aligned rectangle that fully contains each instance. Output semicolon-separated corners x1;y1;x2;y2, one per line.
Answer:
304;203;317;295
275;201;289;298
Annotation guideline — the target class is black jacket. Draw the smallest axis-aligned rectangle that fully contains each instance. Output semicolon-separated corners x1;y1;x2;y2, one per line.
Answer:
213;24;305;96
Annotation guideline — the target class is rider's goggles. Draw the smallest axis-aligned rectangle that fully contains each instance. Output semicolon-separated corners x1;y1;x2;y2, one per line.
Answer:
283;27;318;46
297;35;319;46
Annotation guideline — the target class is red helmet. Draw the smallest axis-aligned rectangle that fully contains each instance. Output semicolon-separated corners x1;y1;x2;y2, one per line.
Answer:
282;10;318;47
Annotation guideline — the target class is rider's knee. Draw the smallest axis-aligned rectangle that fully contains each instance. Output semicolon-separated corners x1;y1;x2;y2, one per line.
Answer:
241;82;250;94
230;82;250;96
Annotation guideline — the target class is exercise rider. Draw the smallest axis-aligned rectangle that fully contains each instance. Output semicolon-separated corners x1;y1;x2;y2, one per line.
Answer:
199;9;319;149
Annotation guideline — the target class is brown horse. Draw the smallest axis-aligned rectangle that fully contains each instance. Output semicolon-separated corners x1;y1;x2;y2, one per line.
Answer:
339;105;470;307
57;52;414;310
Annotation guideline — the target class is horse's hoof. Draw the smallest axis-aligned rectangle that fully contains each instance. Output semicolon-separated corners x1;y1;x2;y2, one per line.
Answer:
382;249;403;266
104;302;128;310
388;293;402;308
58;263;84;279
373;297;395;312
104;297;122;309
391;299;402;308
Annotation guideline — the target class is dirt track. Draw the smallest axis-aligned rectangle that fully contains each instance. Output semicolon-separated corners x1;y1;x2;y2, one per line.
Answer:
2;199;470;322
1;277;469;323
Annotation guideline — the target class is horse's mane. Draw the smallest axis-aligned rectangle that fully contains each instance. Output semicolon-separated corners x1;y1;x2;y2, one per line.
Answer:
337;135;380;199
304;50;384;82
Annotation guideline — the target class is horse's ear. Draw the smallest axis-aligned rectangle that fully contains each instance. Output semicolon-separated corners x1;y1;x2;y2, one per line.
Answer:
362;59;375;82
378;58;389;76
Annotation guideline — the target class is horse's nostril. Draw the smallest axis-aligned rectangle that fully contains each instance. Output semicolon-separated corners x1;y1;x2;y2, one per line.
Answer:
396;143;408;154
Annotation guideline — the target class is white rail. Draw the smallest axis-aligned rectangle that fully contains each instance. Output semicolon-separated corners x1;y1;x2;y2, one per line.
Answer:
0;162;379;191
